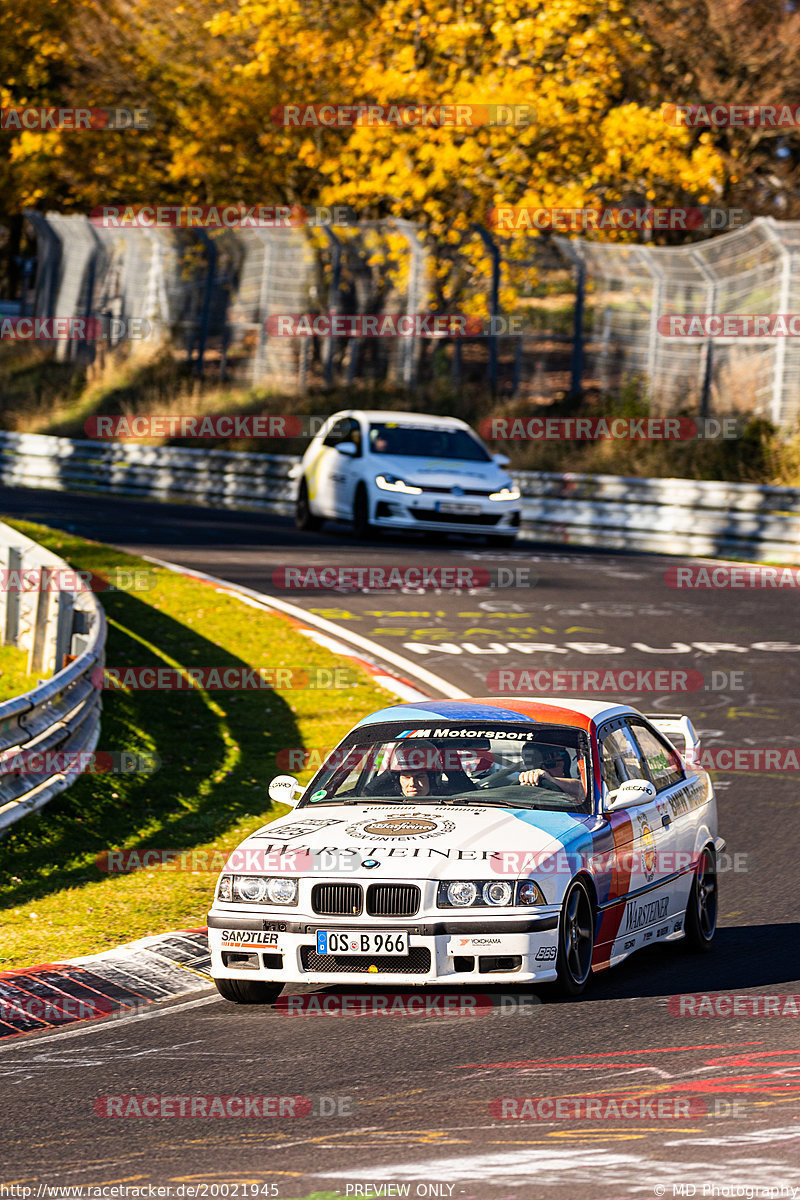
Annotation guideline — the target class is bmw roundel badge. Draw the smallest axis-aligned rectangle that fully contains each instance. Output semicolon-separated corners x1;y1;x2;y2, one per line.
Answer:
362;858;380;869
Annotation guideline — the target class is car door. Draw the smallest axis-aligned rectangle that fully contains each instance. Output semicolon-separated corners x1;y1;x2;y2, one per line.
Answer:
306;416;354;518
328;416;363;517
626;718;702;931
593;718;674;965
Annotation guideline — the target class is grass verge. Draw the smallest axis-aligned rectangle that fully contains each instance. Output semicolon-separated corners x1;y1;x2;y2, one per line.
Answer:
0;643;36;702
0;519;391;969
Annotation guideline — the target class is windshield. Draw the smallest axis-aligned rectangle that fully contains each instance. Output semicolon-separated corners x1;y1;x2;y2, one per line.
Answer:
368;423;491;462
299;722;592;814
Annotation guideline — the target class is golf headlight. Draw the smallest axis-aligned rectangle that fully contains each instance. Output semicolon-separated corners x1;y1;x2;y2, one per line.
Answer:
446;881;478;907
489;485;521;501
217;875;233;901
375;473;423;495
229;876;298;904
483;881;513;906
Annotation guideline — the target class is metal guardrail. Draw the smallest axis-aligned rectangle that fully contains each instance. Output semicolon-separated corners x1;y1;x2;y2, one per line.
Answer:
0;430;798;564
0;520;105;833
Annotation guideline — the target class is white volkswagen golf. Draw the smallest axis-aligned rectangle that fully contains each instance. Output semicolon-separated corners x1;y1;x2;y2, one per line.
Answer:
292;410;521;545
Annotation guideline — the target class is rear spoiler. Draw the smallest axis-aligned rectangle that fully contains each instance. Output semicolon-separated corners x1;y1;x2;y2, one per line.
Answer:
644;713;700;762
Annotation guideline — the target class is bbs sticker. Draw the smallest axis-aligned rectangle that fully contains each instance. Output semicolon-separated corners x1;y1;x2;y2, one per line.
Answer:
535;946;557;961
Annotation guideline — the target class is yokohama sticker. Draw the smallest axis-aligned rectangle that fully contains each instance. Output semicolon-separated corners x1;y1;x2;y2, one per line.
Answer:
343;817;456;841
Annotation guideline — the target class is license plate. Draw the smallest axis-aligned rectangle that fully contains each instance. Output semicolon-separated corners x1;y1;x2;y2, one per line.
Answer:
316;930;409;956
436;501;482;515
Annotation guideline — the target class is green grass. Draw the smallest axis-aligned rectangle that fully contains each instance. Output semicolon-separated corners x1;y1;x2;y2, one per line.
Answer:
0;643;36;701
0;519;391;969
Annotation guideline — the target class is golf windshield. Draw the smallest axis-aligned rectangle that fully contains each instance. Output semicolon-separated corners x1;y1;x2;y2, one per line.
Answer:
299;722;592;814
369;424;491;462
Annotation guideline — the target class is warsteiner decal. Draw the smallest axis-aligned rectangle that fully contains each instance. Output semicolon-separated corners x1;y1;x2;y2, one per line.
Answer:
624;896;669;932
344;817;457;841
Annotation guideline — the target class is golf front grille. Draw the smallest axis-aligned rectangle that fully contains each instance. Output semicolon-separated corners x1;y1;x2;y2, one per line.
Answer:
311;883;363;916
300;946;432;974
366;883;420;917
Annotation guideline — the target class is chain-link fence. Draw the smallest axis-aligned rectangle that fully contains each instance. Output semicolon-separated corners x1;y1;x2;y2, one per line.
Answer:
16;211;800;425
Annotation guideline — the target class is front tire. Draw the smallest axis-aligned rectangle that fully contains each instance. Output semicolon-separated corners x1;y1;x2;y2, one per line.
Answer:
295;479;322;532
353;484;373;539
213;977;284;1005
488;534;517;549
554;878;595;996
684;847;718;952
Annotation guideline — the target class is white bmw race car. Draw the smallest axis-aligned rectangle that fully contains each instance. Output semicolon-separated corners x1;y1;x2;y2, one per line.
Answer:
208;697;723;1003
292;409;521;545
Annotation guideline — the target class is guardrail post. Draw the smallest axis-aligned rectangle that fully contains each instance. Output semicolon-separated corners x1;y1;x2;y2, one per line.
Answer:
55;591;75;671
0;546;23;646
28;567;53;675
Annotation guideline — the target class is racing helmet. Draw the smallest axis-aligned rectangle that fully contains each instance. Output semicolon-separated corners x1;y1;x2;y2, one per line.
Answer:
522;741;571;773
388;740;443;774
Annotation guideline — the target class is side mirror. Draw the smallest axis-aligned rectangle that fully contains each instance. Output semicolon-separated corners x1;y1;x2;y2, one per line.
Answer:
492;453;510;467
605;778;656;812
337;441;357;456
268;774;303;808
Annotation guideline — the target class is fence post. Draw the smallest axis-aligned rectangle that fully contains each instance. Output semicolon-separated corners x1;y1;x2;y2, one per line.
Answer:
392;219;426;388
323;228;342;386
762;219;790;425
570;258;586;397
690;251;717;420
0;546;22;646
28;566;53;675
471;224;500;396
193;229;217;378
55;591;75;671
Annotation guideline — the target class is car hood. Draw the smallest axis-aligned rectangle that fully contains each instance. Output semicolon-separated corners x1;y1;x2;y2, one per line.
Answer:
233;804;593;881
372;455;512;492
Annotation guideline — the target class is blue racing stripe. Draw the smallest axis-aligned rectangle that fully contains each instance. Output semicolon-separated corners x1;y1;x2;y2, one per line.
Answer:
355;701;538;727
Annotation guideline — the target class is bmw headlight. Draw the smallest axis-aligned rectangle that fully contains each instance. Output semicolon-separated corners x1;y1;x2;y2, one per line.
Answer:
517;880;547;906
446;881;478;907
483;881;513;906
375;473;423;495
489;485;521;501
223;875;299;905
437;879;546;907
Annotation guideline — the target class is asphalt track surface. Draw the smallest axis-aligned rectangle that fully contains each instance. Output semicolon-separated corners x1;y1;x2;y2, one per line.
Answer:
2;486;799;1200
